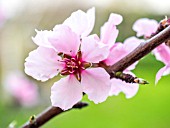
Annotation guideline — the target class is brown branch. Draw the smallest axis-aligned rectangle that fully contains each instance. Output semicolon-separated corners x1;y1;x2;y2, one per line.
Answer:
107;25;170;78
22;25;170;128
22;102;88;128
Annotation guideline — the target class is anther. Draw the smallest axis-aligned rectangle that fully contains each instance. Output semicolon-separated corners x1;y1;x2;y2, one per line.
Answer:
78;61;81;65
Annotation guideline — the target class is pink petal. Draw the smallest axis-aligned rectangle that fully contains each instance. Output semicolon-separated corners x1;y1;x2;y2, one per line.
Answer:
156;65;170;84
81;68;111;104
123;36;143;52
81;35;109;63
32;29;53;48
126;61;139;71
51;75;83;110
133;18;158;37
109;78;139;99
49;25;81;56
104;43;127;66
123;37;144;70
109;13;123;25
25;47;64;82
156;66;166;84
63;7;95;37
5;72;39;107
100;13;122;47
162;65;170;75
153;44;170;65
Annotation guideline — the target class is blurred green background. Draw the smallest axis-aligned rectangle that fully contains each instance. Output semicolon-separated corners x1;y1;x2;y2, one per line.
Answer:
0;0;170;128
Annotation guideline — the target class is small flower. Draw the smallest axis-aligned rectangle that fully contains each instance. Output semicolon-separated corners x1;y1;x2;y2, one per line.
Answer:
99;13;141;98
133;18;170;83
25;8;111;110
4;72;39;107
105;37;141;98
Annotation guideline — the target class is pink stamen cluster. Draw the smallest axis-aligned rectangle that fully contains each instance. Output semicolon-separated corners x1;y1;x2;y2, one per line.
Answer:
60;52;91;81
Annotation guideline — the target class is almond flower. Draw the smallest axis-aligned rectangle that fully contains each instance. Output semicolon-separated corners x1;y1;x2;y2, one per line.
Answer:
25;8;111;110
99;13;141;98
133;18;170;84
4;72;39;107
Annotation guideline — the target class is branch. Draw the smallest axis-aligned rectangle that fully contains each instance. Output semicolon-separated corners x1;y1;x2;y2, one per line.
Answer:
22;26;170;128
22;102;88;128
107;26;170;78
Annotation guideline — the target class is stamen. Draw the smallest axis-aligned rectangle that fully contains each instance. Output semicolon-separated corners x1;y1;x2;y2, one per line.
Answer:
78;61;81;65
68;70;74;74
60;69;70;75
71;58;76;61
60;52;89;81
81;67;85;70
75;72;81;81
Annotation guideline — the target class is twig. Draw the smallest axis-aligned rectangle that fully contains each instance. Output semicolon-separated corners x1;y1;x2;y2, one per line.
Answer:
22;25;170;128
22;102;88;128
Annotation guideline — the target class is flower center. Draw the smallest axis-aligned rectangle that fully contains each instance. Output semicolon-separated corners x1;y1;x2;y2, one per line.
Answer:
60;51;91;81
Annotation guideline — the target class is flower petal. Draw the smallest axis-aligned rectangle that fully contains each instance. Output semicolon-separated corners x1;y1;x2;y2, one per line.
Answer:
100;13;122;47
109;78;139;99
32;29;53;48
133;18;158;37
25;47;64;82
63;7;95;37
49;25;81;56
5;72;39;107
156;65;170;84
51;75;83;110
104;43;127;66
81;68;111;104
153;44;170;65
123;36;143;52
81;34;109;63
156;66;166;84
109;13;123;25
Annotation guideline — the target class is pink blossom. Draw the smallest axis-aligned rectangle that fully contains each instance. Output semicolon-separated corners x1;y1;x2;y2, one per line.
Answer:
104;37;141;98
100;13;141;98
25;8;111;110
133;18;170;83
4;72;39;107
133;18;158;37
